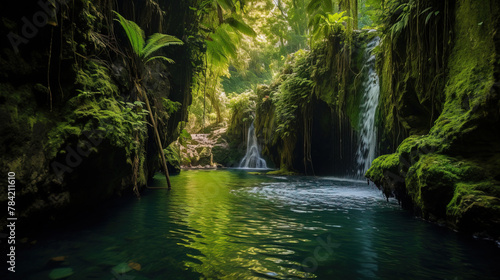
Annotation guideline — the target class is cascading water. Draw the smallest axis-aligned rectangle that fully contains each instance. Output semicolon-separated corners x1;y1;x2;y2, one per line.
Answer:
355;36;381;177
239;122;267;169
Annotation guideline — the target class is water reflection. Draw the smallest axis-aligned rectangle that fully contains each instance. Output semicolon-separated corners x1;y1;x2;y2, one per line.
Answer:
10;170;500;280
164;171;500;279
167;171;308;279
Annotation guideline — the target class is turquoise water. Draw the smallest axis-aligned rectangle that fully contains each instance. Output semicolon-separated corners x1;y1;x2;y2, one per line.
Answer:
11;170;500;279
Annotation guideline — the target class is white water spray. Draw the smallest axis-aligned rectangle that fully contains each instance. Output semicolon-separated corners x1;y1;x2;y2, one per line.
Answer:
239;122;267;169
355;36;380;177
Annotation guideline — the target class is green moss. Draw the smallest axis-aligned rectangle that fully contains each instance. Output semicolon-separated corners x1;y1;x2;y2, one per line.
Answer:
365;153;399;184
405;154;461;218
368;0;500;237
212;144;242;167
447;181;500;235
46;122;83;158
345;85;362;131
227;91;257;143
0;83;45;158
74;61;118;99
274;49;313;140
44;58;148;163
447;182;487;217
430;0;495;143
266;168;298;176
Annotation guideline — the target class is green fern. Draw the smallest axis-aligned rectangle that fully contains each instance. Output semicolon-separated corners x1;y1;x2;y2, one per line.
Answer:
310;11;350;47
114;11;183;64
114;12;145;55
307;0;336;30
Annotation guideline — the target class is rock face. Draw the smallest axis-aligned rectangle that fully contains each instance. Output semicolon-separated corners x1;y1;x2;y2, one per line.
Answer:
181;134;216;168
367;0;500;239
0;1;199;233
180;127;240;168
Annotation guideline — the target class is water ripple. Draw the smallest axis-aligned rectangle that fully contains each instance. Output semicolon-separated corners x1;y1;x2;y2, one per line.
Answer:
10;170;500;280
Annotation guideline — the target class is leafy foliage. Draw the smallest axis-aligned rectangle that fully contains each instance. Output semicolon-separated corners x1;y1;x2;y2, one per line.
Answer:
309;11;351;46
114;11;183;64
187;0;259;130
75;61;119;99
275;50;313;139
228;91;257;124
162;98;182;116
227;90;257;140
206;24;241;65
358;0;384;28
114;10;185;189
224;17;257;37
178;129;192;147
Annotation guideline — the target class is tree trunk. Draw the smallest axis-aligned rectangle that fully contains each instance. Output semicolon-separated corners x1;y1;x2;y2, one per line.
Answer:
136;82;172;190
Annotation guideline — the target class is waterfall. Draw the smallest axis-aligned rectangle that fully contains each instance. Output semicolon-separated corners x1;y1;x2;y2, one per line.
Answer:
355;36;381;177
239;122;267;169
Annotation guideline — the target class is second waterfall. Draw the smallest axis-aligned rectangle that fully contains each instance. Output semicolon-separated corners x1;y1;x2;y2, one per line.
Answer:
239;122;267;169
355;36;381;177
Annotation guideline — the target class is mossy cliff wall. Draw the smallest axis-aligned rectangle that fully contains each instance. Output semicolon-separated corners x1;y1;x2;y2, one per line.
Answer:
367;0;500;239
376;0;454;150
0;0;198;232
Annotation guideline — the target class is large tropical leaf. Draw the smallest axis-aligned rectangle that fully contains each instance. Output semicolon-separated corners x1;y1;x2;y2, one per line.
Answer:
307;0;335;15
114;11;145;56
216;0;234;11
224;17;256;37
206;39;229;65
211;29;237;59
205;23;240;66
142;33;184;59
307;0;323;14
114;11;183;64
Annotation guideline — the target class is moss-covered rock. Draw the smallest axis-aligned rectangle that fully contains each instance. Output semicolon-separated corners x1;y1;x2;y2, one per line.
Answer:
0;0;198;233
368;0;500;239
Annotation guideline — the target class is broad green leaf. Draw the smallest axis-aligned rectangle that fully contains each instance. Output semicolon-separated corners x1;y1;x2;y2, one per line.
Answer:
142;33;184;59
224;17;257;37
114;11;145;55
